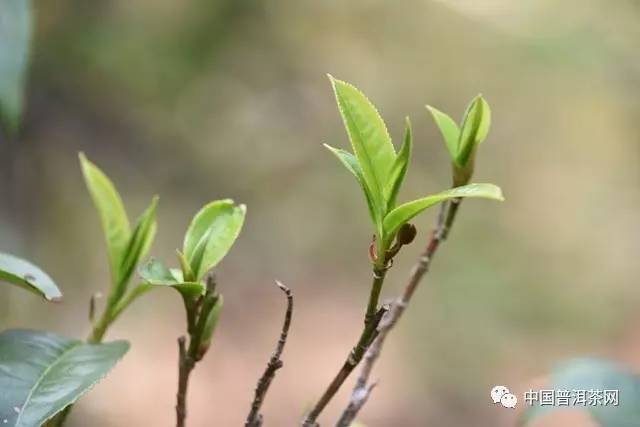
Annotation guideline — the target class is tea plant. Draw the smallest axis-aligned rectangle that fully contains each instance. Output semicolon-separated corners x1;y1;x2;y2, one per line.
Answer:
301;77;503;425
0;155;248;427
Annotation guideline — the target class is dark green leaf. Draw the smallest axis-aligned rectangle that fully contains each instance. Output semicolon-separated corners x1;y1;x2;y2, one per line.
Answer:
383;183;503;244
0;253;62;301
0;329;129;427
79;153;131;283
139;258;205;299
329;75;395;219
323;144;381;236
384;117;412;211
426;105;459;161
521;358;640;427
183;200;246;280
0;0;32;133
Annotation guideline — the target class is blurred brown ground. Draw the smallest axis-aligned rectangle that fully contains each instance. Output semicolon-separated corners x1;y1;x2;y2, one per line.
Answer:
1;1;639;426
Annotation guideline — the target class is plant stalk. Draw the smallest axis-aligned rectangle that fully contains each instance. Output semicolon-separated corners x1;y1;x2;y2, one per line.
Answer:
336;199;462;425
302;266;388;426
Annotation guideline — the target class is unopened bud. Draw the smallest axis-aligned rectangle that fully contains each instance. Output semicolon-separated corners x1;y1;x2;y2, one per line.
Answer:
396;223;417;245
196;295;224;360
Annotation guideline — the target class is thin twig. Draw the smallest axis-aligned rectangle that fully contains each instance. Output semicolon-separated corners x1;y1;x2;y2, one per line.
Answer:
176;336;195;427
245;281;294;427
303;267;389;426
336;200;461;426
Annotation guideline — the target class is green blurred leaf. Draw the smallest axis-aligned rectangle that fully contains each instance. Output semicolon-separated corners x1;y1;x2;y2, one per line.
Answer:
324;144;380;235
0;253;62;301
117;196;158;289
521;358;640;427
0;0;32;134
197;295;223;359
383;183;503;244
426;105;460;161
79;153;131;283
0;329;129;427
139;258;205;299
183;200;246;280
384;117;413;211
329;75;395;219
457;95;491;166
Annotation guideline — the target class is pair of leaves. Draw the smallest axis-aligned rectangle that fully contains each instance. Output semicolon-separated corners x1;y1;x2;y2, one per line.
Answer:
0;252;62;301
80;153;158;296
0;329;128;427
522;358;640;427
140;199;246;297
327;76;502;250
427;95;491;171
0;0;32;134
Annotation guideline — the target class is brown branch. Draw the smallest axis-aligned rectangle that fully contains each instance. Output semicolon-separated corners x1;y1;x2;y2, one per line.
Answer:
245;281;294;427
176;336;195;427
336;199;461;426
302;267;389;426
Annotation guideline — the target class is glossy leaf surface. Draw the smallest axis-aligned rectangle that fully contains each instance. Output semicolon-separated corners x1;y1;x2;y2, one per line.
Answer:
0;329;129;427
0;253;61;301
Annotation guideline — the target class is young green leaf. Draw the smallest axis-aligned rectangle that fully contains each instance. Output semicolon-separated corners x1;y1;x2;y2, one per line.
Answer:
383;183;504;243
183;200;246;280
383;117;413;211
329;75;395;219
324;144;380;234
117;196;158;290
79;153;131;283
0;0;32;133
197;295;224;359
176;250;195;283
457;95;491;167
426;105;460;161
0;253;62;301
139;258;205;299
0;329;129;427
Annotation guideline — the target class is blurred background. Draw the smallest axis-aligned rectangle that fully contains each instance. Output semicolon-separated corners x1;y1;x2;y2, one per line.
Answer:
1;0;639;426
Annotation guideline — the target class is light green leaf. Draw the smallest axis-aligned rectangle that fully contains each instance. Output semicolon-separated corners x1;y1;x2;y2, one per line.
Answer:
383;183;504;243
197;295;223;359
139;258;205;299
426;105;460;161
79;153;131;283
117;196;158;289
0;0;32;133
329;75;395;218
384;117;413;211
0;253;62;301
323;144;380;234
176;250;195;283
0;329;129;427
457;95;491;166
521;358;640;427
183;200;246;280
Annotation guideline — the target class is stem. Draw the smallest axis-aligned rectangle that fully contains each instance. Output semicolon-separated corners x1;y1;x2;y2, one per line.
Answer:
336;199;461;426
176;336;195;427
175;276;219;427
245;282;293;427
302;267;388;426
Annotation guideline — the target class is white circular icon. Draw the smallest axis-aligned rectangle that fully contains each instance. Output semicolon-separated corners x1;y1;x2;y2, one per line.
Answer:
500;393;518;409
491;385;510;404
